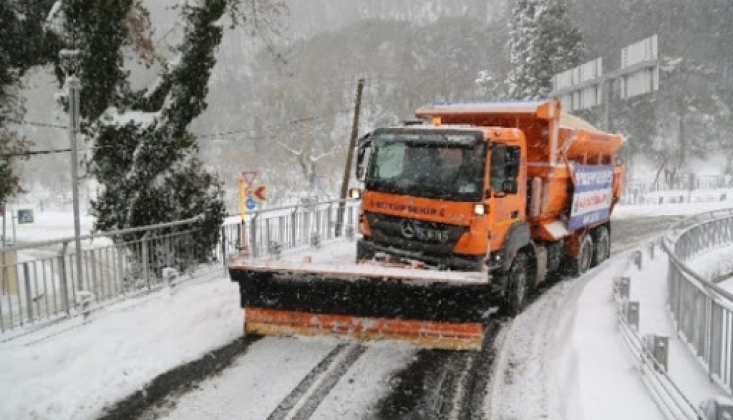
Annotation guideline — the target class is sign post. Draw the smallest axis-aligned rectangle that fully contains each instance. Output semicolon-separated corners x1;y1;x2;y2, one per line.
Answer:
240;170;258;254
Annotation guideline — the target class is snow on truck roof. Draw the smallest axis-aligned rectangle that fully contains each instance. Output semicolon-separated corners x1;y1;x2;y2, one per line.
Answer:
418;100;550;115
558;113;604;133
416;100;608;134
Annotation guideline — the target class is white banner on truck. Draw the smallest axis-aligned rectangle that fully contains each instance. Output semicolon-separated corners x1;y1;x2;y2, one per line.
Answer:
569;165;614;230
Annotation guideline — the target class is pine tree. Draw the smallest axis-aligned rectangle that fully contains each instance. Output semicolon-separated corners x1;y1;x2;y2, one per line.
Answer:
506;0;584;99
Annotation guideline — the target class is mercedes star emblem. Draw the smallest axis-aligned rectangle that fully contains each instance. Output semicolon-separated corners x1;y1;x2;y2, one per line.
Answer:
400;219;416;238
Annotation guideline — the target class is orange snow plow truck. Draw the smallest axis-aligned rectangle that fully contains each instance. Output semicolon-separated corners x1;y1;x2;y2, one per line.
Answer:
228;100;624;351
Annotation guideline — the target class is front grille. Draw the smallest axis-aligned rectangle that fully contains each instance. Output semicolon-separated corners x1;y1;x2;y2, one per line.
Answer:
365;212;467;255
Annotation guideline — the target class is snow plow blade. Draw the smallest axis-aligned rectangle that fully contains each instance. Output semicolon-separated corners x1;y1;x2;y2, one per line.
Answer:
228;256;492;351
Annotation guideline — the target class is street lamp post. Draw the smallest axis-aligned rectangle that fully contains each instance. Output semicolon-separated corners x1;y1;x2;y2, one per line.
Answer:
60;49;84;291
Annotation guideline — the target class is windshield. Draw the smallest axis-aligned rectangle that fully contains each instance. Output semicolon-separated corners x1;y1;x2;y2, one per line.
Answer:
365;130;486;201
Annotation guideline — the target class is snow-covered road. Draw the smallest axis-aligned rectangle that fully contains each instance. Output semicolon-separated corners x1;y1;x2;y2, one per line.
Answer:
107;216;684;420
0;210;725;420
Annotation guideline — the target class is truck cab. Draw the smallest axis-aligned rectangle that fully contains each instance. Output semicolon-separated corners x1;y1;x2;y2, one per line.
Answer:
354;123;527;273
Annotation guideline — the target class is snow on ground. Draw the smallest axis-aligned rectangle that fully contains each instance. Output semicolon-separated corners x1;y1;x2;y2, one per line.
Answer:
0;277;243;420
687;245;733;285
0;194;731;419
493;256;670;420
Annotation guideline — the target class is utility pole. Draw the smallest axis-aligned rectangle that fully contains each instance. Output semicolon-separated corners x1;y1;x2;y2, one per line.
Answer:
1;202;5;247
1;201;6;294
60;49;84;291
336;78;365;237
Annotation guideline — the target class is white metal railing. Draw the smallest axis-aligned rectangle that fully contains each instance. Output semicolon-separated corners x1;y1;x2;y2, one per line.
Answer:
621;174;733;205
663;209;733;397
0;199;360;335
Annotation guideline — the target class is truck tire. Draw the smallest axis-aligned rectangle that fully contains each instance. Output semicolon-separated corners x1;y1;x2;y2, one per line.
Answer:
567;234;593;277
592;226;610;267
356;241;375;262
503;252;529;316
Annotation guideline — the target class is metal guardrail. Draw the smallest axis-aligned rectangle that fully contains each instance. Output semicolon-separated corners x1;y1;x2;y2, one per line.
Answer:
0;199;360;335
621;174;733;206
662;208;733;396
614;247;704;420
625;174;733;195
623;193;732;206
233;199;360;259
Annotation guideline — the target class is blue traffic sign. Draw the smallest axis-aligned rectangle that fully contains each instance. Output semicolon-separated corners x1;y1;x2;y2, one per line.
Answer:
17;209;34;224
245;198;257;210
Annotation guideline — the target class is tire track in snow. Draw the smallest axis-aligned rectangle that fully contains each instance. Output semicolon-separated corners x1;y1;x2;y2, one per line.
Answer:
99;335;262;420
267;343;367;420
371;319;502;420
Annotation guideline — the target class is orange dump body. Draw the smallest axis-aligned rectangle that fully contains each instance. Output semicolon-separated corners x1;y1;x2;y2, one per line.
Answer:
416;101;624;248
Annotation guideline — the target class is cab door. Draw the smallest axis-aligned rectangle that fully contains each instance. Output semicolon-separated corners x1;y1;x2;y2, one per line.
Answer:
489;143;526;251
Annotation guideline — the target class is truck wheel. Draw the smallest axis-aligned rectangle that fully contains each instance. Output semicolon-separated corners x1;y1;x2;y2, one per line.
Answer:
356;241;375;262
592;226;610;267
503;252;529;316
568;234;593;277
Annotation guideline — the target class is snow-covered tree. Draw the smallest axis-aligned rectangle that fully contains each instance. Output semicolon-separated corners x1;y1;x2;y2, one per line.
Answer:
475;70;506;99
51;0;285;263
506;0;584;99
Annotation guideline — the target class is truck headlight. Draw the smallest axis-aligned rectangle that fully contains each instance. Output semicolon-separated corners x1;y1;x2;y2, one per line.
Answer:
473;204;486;216
348;188;362;199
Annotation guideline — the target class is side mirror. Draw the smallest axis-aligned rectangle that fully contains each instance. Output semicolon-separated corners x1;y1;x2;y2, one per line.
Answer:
502;179;518;195
355;133;372;181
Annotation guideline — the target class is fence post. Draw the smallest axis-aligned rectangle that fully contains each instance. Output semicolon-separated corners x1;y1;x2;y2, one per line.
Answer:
248;214;258;258
291;207;298;248
626;301;639;331
327;203;334;239
707;298;714;384
58;242;71;315
90;250;99;300
23;262;32;323
633;250;643;269
645;334;669;372
316;205;322;239
142;234;150;290
615;277;630;299
116;243;125;293
220;226;227;266
346;205;355;240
